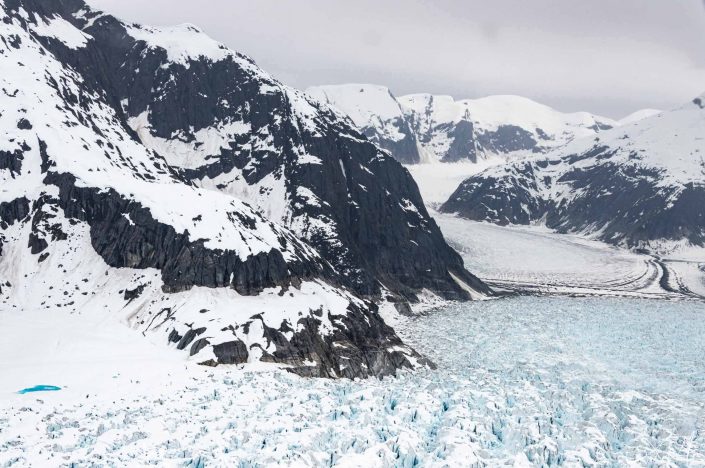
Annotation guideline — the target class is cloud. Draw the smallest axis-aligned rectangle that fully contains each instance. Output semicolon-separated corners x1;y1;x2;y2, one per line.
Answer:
87;0;705;118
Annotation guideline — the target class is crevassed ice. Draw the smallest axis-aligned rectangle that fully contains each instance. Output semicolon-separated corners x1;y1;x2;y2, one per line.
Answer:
2;296;703;466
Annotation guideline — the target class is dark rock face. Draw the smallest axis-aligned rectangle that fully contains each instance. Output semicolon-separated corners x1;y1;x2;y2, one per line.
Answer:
442;161;548;226
0;0;492;378
23;0;488;301
548;164;705;246
200;301;434;378
0;197;30;227
360;117;421;164
0;197;30;255
477;125;538;155
44;171;325;295
440;123;538;163
441;146;705;248
0;146;27;178
306;85;422;165
259;302;433;379
443;120;477;163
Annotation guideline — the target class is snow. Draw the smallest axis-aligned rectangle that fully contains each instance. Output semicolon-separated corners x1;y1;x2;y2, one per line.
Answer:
552;97;705;186
405;158;701;298
3;4;704;466
434;212;675;298
298;153;323;165
198;170;289;224
404;160;503;206
128;110;251;170
666;260;705;297
409;94;616;135
2;296;704;466
0;11;306;260
0;212;354;372
286;87;325;136
618;108;662;125
436;92;705;256
30;14;91;49
525;96;700;225
307;84;407;141
125;23;232;66
398;93;617;134
398;93;619;162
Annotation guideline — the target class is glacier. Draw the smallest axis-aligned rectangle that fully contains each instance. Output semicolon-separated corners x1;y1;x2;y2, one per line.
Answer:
1;296;703;466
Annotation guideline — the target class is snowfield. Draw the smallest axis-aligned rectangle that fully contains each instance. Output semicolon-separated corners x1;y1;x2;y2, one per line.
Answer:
2;297;704;466
404;161;501;206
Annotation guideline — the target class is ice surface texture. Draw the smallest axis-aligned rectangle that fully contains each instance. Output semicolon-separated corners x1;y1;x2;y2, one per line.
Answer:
2;297;703;466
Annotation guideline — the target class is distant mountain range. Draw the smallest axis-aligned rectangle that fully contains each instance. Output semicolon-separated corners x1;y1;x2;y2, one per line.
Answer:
307;84;658;164
307;83;705;254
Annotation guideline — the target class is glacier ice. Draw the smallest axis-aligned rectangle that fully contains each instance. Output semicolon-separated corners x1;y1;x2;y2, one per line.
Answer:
1;296;704;466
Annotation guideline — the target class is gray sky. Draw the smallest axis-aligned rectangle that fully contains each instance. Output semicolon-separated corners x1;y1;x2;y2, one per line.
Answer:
87;0;705;118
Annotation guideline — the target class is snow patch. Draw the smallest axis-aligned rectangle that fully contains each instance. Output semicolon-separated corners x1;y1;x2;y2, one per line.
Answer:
31;15;91;49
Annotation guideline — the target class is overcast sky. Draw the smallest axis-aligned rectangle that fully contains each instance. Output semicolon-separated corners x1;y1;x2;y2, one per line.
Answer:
87;0;705;118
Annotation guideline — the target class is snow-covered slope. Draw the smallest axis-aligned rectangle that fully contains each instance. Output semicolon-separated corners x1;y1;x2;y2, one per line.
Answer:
399;93;618;163
307;84;422;163
441;94;705;253
0;0;494;377
618;108;661;126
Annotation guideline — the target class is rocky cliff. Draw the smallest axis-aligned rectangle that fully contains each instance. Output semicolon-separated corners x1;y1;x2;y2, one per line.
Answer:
0;0;490;377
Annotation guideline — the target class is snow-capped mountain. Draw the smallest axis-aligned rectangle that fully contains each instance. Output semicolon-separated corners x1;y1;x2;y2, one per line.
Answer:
0;0;491;377
400;94;618;163
306;84;422;164
306;85;641;164
441;95;705;252
617;108;662;126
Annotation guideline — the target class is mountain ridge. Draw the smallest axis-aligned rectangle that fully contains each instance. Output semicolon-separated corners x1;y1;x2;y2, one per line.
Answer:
307;83;657;165
440;94;705;252
0;0;490;377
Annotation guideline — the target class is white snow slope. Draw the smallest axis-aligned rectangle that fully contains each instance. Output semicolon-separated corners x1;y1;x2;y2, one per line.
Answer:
400;93;620;162
440;92;705;256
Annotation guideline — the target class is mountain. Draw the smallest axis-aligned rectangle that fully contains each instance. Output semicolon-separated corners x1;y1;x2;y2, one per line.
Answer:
618;109;661;126
306;84;422;164
0;0;491;377
306;85;637;164
440;95;705;252
399;94;617;163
